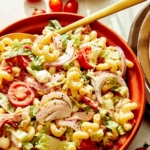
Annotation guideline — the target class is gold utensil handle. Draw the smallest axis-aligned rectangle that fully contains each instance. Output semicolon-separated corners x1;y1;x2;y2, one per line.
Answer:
57;0;147;34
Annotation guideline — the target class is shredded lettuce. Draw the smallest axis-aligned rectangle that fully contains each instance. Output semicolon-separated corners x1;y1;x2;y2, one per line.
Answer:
12;129;29;142
1;43;33;59
90;129;104;142
35;134;76;150
112;86;128;97
31;122;51;146
103;136;111;146
71;37;80;48
6;127;29;143
117;125;126;135
112;96;120;106
70;96;90;112
30;105;38;118
61;34;70;50
102;99;114;110
0;93;15;113
99;107;107;119
36;122;51;136
35;134;60;150
63;62;73;70
90;46;101;65
22;142;33;150
45;20;62;32
65;127;74;141
82;73;90;82
48;20;62;30
100;108;113;126
59;141;76;150
99;50;110;58
12;41;32;50
107;120;118;130
106;77;117;85
30;55;45;70
33;122;76;150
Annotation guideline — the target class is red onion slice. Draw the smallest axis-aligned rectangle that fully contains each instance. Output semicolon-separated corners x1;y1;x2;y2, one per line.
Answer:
0;112;28;122
58;120;81;131
115;46;126;77
45;109;71;121
36;99;69;121
65;112;95;121
91;72;129;103
36;92;72;122
40;91;72;109
43;41;74;66
37;105;70;121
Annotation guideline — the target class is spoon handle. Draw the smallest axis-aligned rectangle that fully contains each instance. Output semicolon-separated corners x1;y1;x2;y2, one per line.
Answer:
57;0;147;34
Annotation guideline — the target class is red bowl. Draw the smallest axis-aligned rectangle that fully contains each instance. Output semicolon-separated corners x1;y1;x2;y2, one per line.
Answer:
0;13;146;150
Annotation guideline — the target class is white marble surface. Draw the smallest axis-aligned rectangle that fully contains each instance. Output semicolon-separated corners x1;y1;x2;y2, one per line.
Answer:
0;0;150;149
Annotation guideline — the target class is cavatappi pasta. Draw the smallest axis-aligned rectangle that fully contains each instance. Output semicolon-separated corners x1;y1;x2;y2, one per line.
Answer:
0;20;137;150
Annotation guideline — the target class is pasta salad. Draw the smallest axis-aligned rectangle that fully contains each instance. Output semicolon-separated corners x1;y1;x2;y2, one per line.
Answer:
0;20;138;150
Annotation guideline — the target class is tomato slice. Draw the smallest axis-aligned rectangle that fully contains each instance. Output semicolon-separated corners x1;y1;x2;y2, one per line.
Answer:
64;0;78;13
77;46;93;69
49;0;63;12
2;66;12;73
78;139;97;150
8;82;35;107
5;55;30;69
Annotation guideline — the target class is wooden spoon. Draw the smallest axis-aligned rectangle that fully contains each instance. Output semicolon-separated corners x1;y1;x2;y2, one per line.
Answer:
57;0;147;34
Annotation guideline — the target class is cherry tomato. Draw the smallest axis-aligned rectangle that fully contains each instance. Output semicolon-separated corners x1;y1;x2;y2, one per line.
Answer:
78;139;97;150
135;143;150;150
32;8;46;15
77;45;94;69
8;82;35;107
49;0;63;12
64;0;78;13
